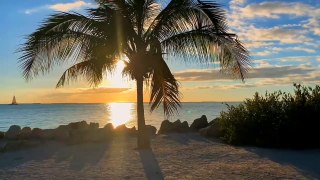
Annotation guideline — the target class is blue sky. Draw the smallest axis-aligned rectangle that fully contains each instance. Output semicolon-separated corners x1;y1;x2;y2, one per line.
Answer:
0;0;319;103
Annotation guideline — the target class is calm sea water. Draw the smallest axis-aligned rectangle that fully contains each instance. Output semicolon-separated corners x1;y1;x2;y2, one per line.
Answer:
0;103;237;131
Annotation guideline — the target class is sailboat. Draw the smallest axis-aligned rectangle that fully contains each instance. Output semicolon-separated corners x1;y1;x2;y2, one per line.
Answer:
10;96;18;105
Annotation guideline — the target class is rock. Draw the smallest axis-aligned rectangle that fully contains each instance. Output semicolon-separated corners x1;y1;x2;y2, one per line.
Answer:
180;121;190;133
0;131;4;139
158;120;190;134
208;118;220;126
31;128;44;139
89;122;99;129
158;120;172;134
5;125;21;139
146;125;157;136
56;124;68;130
115;125;137;135
68;121;88;130
53;127;70;141
199;121;223;138
190;115;208;131
104;123;114;131
42;129;55;140
19;127;32;139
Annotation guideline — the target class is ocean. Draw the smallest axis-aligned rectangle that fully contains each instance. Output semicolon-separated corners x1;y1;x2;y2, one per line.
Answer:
0;102;238;131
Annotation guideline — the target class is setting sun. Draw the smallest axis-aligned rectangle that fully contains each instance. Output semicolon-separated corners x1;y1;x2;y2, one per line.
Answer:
99;60;132;88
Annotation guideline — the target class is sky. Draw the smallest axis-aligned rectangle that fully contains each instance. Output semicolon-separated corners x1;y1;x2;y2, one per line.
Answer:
0;0;319;104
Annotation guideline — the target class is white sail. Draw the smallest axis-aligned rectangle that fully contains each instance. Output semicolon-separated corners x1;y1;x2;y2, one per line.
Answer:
11;96;18;105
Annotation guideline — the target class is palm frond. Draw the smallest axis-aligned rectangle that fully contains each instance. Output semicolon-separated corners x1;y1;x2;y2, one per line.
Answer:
148;54;181;117
18;11;121;81
161;28;250;80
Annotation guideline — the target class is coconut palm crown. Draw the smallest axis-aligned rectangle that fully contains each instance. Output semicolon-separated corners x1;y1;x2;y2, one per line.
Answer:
18;0;250;149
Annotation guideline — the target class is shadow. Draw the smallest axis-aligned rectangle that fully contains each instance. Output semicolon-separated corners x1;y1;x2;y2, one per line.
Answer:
161;133;217;145
0;141;109;171
139;149;164;180
246;147;320;178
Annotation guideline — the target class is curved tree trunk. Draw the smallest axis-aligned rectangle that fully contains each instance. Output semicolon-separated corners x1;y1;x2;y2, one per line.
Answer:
136;77;151;149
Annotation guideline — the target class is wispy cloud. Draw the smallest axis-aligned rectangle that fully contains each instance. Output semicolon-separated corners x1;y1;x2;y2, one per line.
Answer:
240;2;320;19
226;0;320;63
25;1;94;15
175;65;317;82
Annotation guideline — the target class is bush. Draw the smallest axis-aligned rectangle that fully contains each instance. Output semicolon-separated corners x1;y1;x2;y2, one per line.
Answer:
218;84;320;148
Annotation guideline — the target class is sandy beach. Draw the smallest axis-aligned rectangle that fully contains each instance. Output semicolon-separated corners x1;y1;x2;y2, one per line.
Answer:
1;133;319;179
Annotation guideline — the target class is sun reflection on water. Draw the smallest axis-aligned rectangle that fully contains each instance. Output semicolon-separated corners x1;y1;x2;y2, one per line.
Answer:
107;103;133;127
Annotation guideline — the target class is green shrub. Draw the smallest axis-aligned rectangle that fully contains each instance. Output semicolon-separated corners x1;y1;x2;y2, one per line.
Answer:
218;84;320;148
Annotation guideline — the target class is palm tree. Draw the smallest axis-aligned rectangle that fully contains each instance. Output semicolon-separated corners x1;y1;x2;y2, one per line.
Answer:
19;0;250;149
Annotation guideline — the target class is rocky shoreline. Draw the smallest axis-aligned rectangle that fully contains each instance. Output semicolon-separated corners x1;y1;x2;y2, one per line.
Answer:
0;115;221;152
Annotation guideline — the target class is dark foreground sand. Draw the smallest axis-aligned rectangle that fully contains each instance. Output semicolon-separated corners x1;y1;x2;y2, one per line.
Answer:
0;133;320;179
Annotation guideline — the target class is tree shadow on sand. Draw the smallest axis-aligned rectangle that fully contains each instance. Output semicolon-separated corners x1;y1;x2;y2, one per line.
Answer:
245;147;320;178
139;149;164;180
162;133;216;145
0;142;109;171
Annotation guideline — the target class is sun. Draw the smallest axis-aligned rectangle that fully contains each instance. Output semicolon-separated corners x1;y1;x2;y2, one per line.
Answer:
116;60;126;71
99;60;131;88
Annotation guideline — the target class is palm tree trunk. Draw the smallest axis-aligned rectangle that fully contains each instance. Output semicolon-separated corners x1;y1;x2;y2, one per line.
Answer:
136;77;151;149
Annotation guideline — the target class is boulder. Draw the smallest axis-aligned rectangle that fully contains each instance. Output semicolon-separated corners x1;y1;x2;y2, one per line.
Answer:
5;125;21;139
104;123;114;131
89;122;99;129
68;121;88;130
199;121;223;138
53;127;70;141
146;125;157;136
158;120;190;134
158;120;172;134
190;115;208;131
42;129;55;140
57;125;69;130
31;128;44;139
0;131;4;139
19;127;32;139
115;125;137;135
208;117;220;126
179;121;190;133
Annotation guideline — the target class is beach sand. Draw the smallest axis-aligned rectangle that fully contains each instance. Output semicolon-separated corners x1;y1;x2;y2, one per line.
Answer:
0;133;319;179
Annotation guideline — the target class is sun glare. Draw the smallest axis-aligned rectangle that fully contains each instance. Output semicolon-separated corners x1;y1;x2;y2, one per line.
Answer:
99;60;132;88
108;103;133;127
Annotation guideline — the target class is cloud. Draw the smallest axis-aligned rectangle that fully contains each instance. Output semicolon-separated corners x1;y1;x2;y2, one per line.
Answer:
244;41;274;49
50;1;90;12
174;64;318;83
303;17;320;36
178;64;320;90
77;87;131;94
241;26;311;44
227;0;320;58
45;87;131;97
240;2;320;19
253;46;316;57
70;87;131;95
256;56;320;65
25;1;93;14
252;51;273;57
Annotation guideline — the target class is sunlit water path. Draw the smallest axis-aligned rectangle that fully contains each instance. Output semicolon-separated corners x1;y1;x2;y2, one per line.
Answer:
0;103;238;131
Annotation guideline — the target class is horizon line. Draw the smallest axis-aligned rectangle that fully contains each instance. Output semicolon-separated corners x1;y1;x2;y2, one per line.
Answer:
0;101;241;105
